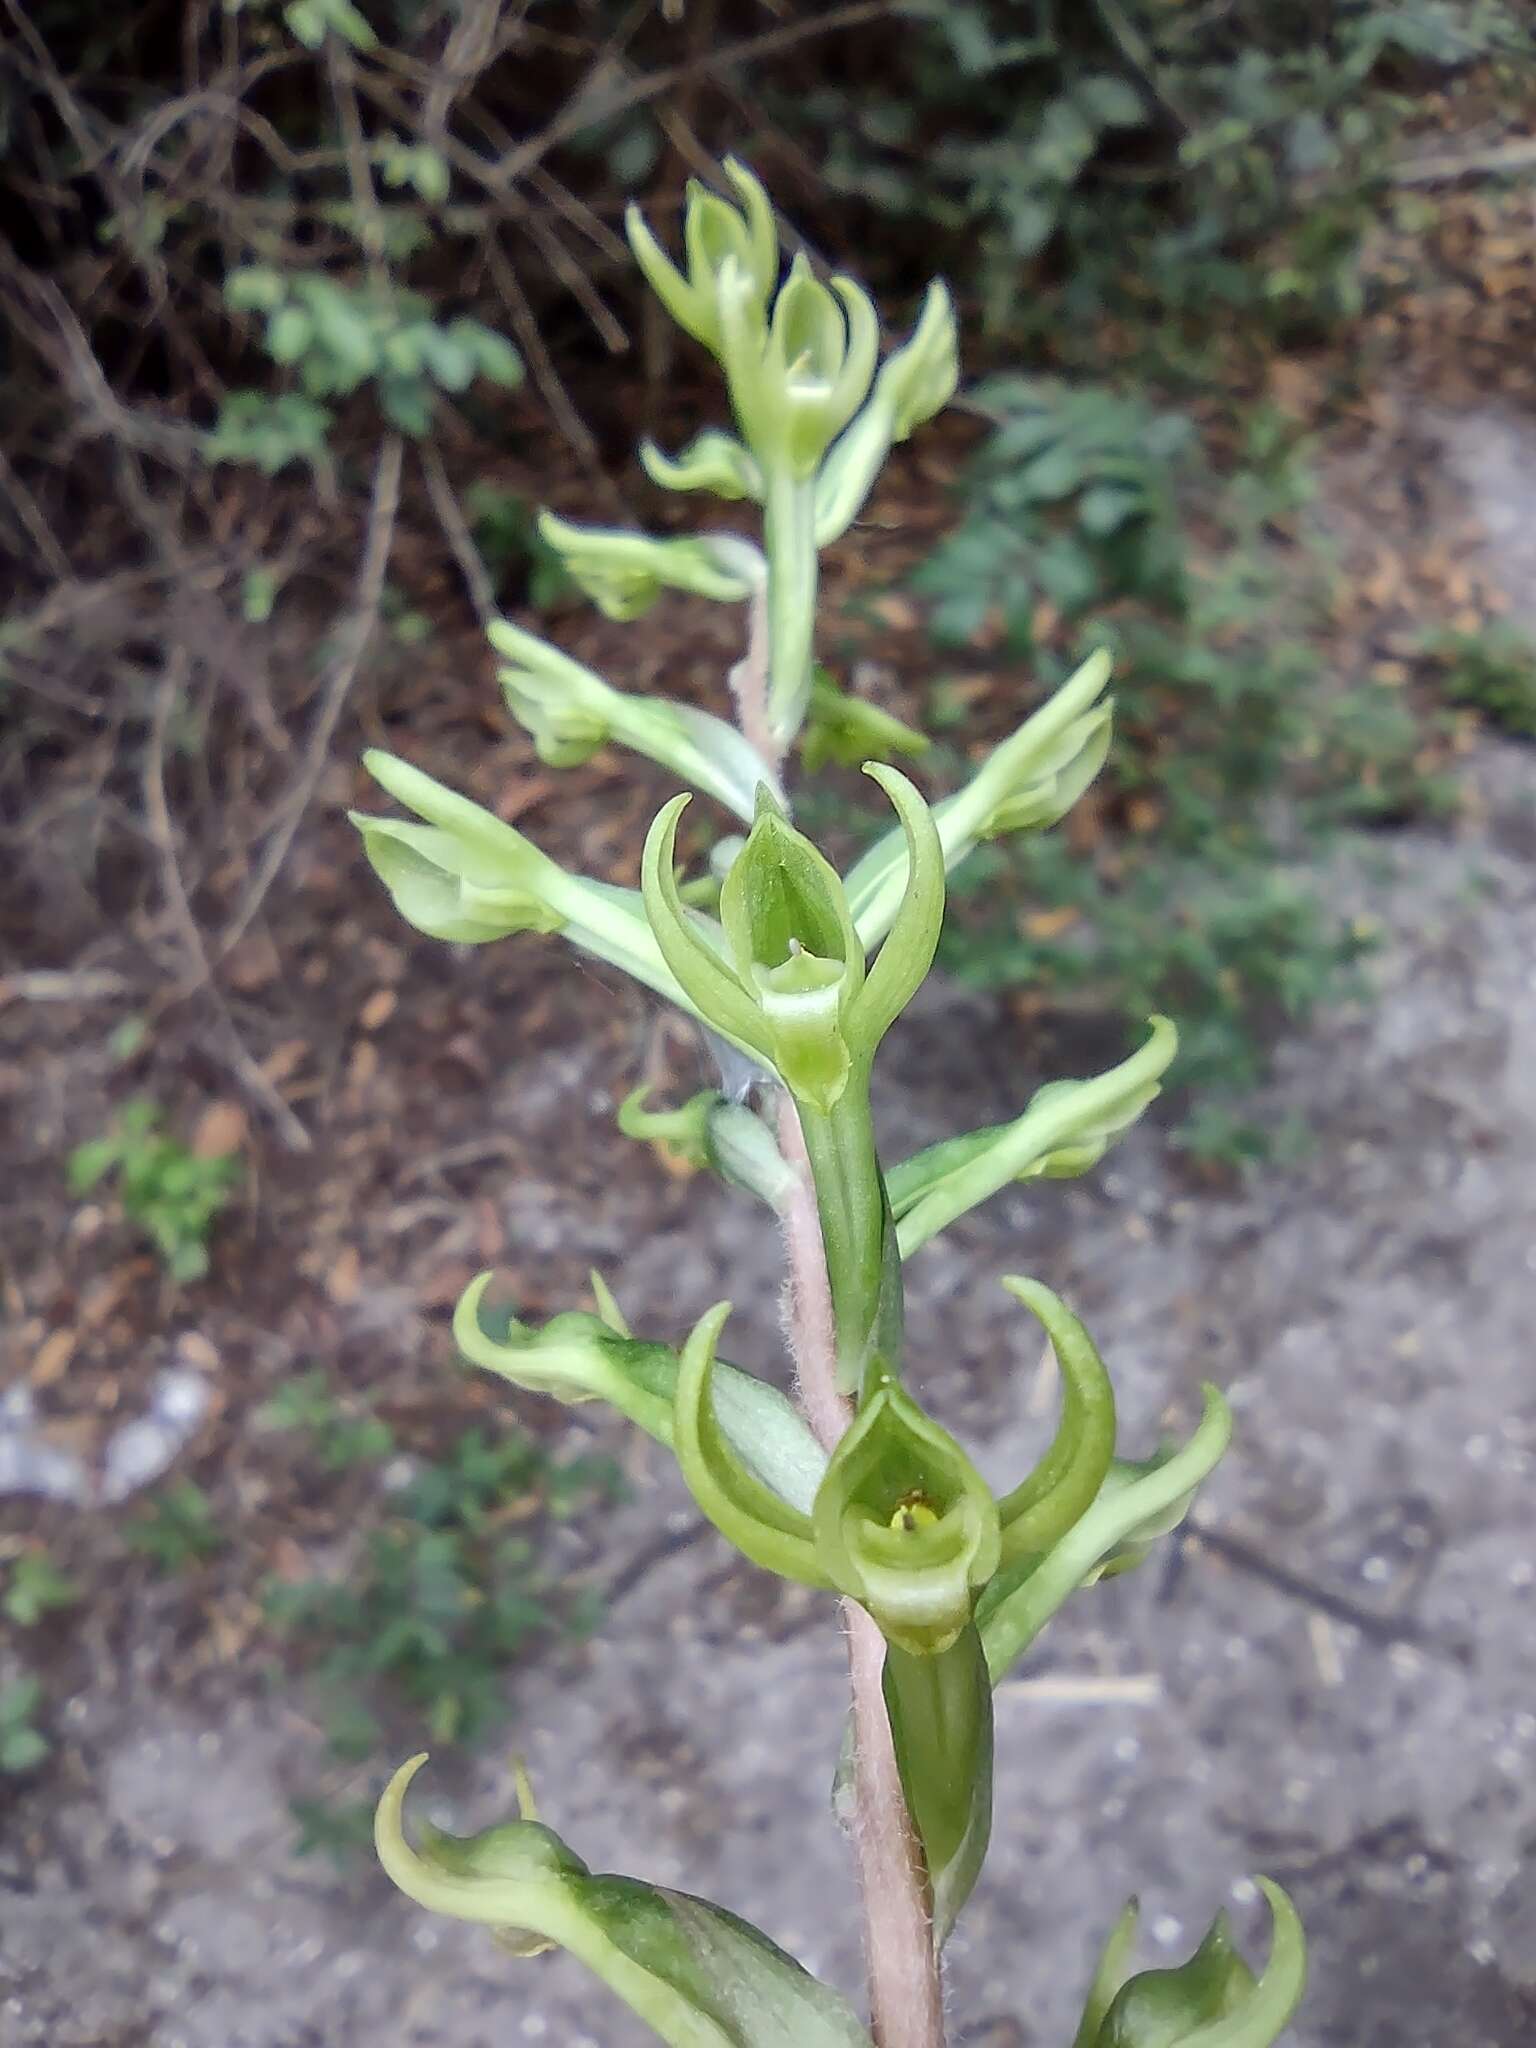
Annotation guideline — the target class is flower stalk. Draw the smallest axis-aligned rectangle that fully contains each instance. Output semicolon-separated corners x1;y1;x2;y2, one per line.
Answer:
353;157;1307;2048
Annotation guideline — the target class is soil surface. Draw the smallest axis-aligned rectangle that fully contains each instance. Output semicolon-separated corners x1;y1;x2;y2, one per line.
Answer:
5;385;1536;2048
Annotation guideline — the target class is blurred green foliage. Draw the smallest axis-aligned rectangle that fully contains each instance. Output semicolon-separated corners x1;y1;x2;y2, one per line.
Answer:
67;1102;240;1283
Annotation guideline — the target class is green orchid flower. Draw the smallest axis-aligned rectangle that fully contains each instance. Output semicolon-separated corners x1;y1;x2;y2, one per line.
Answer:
625;157;779;358
535;514;762;620
377;1755;875;2048
663;1276;1117;1655
846;649;1115;947
490;617;779;821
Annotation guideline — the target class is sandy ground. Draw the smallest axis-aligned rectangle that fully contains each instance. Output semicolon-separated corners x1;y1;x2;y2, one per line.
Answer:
5;721;1534;2048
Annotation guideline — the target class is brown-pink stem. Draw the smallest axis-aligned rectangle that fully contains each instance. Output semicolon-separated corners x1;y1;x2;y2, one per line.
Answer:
775;1093;946;2048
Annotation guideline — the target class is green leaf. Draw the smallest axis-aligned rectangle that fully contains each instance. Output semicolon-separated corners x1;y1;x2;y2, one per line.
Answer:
377;1755;875;2048
461;323;524;389
225;265;285;313
883;1625;993;1944
266;304;314;365
0;1725;50;1774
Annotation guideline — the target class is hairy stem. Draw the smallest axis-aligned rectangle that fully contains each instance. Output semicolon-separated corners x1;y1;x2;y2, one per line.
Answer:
776;1094;946;2048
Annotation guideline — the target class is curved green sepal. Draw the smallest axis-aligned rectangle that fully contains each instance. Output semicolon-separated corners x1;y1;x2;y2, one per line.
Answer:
847;764;945;1055
994;1278;1116;1565
883;1625;993;1946
377;1756;876;2048
814;1383;1000;1655
673;1303;830;1582
846;650;1116;947
1089;1881;1306;2048
893;1017;1178;1256
491;618;777;823
641;796;773;1060
978;1385;1231;1685
454;1275;828;1516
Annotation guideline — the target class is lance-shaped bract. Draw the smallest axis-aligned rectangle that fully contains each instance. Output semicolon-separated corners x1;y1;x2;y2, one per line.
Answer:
490;618;778;823
815;280;960;546
846;649;1115;948
376;1755;875;2048
455;1276;828;1516
893;1017;1179;1256
536;514;762;620
1077;1883;1306;2048
883;1624;993;1945
625;157;779;358
352;751;687;1008
977;1385;1232;1685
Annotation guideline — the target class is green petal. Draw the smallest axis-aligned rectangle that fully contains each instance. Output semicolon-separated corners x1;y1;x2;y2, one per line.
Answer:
994;1278;1117;1564
641;797;771;1059
847;764;944;1053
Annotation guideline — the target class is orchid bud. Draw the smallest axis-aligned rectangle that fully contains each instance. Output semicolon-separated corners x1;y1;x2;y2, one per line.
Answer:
639;428;763;502
536;513;761;620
